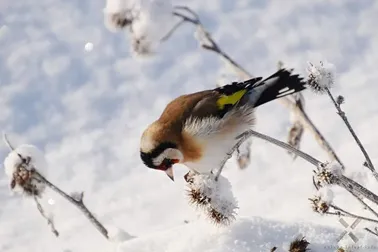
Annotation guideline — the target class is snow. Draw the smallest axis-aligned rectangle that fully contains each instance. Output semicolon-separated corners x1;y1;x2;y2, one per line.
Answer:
117;217;377;252
1;0;378;251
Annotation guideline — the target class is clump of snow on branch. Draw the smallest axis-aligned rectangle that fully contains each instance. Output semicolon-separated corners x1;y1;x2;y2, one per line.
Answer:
318;187;334;204
185;171;238;225
4;144;48;197
306;60;336;93
103;0;174;56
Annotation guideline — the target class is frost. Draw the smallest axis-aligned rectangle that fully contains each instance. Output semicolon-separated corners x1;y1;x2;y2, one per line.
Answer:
3;144;48;196
306;60;336;93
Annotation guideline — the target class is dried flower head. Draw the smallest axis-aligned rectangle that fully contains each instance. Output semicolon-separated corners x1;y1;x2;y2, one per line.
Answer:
289;237;310;252
306;61;335;94
309;195;329;214
313;162;342;188
4;145;48;197
336;95;345;105
185;171;238;225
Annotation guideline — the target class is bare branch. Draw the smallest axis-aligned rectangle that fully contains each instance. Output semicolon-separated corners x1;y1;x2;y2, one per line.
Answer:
284;100;346;169
365;227;378;238
3;133;15;151
34;196;59;237
237;129;378;206
237;129;321;166
325;88;377;177
33;172;109;239
160;18;186;42
329;204;378;225
345;188;378;219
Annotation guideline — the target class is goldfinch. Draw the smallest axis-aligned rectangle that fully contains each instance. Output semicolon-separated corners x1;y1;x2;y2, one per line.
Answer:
140;68;307;181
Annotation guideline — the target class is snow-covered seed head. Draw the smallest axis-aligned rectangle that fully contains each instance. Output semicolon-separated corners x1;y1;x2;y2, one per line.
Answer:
104;11;134;32
207;207;236;226
309;196;329;214
4;145;47;197
187;187;211;208
289;237;310;252
130;36;156;57
184;171;238;225
313;162;341;188
306;61;335;94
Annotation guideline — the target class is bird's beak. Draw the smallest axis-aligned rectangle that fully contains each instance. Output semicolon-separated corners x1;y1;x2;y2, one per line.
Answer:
165;167;174;181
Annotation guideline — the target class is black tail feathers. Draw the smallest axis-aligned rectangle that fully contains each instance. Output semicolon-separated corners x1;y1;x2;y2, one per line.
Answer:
252;69;307;107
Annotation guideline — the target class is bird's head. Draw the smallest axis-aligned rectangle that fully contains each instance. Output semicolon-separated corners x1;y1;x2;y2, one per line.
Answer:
140;125;183;181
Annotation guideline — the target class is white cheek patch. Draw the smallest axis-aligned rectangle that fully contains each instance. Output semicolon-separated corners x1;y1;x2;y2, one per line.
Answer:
152;148;183;166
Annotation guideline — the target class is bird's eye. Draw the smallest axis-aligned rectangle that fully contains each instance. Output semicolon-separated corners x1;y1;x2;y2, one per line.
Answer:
162;158;173;167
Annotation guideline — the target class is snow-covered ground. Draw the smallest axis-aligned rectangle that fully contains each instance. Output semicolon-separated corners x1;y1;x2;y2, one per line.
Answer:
1;0;378;251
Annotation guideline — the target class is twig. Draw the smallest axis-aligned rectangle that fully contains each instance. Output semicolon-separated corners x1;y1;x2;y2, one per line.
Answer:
171;6;345;169
325;88;376;176
329;204;378;225
160;19;186;42
3;133;15;151
34;196;59;237
236;129;378;205
285;100;346;169
365;228;378;238
33;172;109;239
3;134;109;239
236;129;321;166
345;188;378;219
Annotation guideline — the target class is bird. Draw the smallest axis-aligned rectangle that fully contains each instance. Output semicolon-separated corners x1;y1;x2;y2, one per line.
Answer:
140;68;307;181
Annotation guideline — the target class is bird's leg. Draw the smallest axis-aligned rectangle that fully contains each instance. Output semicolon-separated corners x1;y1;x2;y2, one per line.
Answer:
215;135;250;181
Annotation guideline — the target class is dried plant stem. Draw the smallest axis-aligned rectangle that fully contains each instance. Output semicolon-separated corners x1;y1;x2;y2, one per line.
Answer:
34;196;59;237
329;204;378;225
336;175;378;205
325;88;377;176
160;18;186;42
345;189;378;219
33;172;109;239
172;6;344;169
364;228;378;238
289;101;346;169
237;129;321;166
3;134;109;239
237;129;378;205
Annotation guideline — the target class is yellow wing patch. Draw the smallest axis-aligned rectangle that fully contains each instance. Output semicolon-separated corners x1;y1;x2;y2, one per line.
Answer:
216;89;247;110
